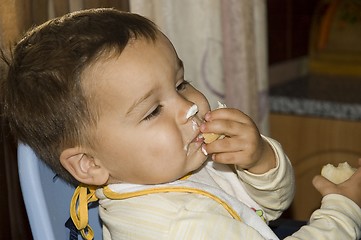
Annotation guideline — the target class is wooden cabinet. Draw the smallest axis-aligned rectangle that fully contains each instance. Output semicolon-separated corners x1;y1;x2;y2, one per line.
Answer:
267;0;319;64
269;113;361;220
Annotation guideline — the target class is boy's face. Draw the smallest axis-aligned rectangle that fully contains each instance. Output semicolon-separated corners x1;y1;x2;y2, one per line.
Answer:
83;34;210;184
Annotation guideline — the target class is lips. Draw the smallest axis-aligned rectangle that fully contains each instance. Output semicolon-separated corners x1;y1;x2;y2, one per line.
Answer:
184;131;204;155
192;133;204;143
183;113;205;154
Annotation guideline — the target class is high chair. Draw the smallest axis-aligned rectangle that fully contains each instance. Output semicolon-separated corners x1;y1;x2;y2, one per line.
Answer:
18;143;102;240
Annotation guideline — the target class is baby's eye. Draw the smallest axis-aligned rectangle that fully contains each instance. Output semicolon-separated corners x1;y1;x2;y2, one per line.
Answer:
176;80;189;92
144;105;163;121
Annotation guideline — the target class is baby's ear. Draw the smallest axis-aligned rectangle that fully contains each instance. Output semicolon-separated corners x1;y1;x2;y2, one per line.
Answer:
60;147;109;186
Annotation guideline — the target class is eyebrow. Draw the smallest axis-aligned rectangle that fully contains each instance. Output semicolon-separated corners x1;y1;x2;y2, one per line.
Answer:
126;89;154;115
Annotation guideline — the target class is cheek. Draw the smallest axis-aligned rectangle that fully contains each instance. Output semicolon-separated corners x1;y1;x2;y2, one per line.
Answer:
144;125;184;158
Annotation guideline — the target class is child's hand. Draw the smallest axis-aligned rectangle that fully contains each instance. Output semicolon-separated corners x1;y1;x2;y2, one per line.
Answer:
200;108;276;174
313;158;361;207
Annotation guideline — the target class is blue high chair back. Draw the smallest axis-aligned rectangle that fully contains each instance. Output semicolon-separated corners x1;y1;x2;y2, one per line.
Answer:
18;143;102;240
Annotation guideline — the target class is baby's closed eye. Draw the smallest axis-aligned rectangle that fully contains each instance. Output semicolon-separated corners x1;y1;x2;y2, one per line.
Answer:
144;105;163;121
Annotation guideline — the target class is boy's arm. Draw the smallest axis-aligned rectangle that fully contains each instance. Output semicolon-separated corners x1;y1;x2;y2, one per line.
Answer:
285;160;361;239
286;194;361;240
236;136;295;221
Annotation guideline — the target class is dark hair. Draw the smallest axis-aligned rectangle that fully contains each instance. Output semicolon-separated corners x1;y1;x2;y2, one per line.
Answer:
1;8;158;184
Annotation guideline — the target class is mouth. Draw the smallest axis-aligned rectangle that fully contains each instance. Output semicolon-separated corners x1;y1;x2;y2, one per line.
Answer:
192;133;205;144
184;131;205;155
183;111;207;155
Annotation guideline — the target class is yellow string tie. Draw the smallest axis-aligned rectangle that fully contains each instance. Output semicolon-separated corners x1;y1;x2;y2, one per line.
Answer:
70;184;98;240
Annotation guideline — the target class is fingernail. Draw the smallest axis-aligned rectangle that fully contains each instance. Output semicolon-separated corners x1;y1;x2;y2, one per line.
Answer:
201;145;208;156
200;123;206;132
204;111;211;121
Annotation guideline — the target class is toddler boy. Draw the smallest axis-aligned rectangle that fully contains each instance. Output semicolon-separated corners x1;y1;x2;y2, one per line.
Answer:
2;8;361;240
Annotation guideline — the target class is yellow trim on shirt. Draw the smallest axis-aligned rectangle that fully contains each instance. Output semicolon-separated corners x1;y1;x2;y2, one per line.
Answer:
103;185;242;221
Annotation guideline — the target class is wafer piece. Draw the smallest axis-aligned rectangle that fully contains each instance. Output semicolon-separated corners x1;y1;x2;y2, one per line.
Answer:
202;101;226;144
321;162;357;184
203;133;224;144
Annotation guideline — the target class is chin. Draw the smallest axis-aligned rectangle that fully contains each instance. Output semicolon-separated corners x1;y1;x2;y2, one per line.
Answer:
189;156;208;172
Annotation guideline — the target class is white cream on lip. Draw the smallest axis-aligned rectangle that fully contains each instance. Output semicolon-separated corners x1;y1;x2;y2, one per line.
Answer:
184;104;200;155
184;102;226;155
186;104;198;119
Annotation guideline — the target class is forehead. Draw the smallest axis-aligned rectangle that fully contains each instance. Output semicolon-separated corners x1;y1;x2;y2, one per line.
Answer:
80;33;181;108
83;32;179;82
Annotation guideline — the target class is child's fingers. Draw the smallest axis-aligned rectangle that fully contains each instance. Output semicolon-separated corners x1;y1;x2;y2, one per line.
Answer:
205;108;252;124
205;137;242;154
201;119;244;138
201;117;260;141
312;175;339;197
211;151;251;167
212;151;265;170
211;151;238;165
204;134;259;154
201;108;259;142
347;164;361;186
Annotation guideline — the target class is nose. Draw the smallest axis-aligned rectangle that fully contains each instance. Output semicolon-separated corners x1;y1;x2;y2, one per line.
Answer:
175;97;200;125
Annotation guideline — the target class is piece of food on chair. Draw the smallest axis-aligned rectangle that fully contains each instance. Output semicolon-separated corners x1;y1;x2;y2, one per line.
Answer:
321;162;357;184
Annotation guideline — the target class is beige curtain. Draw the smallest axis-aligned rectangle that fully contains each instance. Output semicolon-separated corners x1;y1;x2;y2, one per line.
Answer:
221;0;269;132
130;0;269;133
